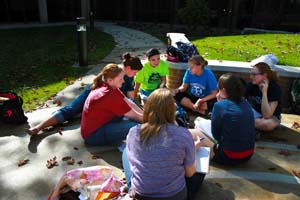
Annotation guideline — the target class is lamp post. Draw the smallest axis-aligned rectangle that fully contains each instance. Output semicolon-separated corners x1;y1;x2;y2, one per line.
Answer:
89;0;95;29
76;17;88;67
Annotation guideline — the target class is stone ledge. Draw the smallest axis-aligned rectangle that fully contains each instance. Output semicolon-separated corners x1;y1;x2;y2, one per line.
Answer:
166;59;300;78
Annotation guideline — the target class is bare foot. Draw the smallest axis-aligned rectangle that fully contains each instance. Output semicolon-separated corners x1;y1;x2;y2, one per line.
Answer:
25;127;40;136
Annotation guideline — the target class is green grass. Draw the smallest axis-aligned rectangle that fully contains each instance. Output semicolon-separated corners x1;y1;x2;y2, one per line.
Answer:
150;32;300;67
0;26;115;111
191;33;300;66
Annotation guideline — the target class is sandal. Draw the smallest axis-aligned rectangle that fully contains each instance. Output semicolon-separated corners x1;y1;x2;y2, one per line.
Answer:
25;128;40;136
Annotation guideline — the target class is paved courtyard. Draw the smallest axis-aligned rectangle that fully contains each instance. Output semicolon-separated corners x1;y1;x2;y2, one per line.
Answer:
0;22;300;200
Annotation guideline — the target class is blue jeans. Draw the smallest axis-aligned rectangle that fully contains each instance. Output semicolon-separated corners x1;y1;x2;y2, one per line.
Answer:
139;89;154;101
53;87;91;123
85;117;139;146
122;148;132;188
122;147;205;199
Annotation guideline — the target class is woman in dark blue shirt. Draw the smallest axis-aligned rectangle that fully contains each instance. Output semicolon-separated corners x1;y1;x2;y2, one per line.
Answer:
211;73;255;165
193;73;256;165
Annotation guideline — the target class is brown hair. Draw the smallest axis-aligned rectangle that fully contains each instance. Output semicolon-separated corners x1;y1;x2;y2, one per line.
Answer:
254;62;279;82
91;63;123;90
188;55;208;69
122;52;143;70
218;73;245;103
140;88;176;144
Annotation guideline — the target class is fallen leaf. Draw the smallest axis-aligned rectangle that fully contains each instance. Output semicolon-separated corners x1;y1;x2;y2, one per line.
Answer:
215;182;223;188
62;156;72;161
291;121;300;129
18;159;29;167
53;99;62;106
278;150;292;157
91;155;101;160
77;160;83;165
46;156;58;169
292;170;300;178
57;127;63;135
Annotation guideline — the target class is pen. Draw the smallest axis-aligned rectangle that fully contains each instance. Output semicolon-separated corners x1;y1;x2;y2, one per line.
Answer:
199;137;205;142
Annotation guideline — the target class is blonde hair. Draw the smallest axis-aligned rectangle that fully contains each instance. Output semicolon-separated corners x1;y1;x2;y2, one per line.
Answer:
140;88;176;144
254;62;279;82
91;63;123;90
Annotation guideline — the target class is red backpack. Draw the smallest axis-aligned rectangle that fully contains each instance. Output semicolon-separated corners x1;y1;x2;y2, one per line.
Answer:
0;91;28;124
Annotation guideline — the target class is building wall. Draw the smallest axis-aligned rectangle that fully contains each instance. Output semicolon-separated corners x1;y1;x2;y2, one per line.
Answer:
0;0;299;31
0;0;39;23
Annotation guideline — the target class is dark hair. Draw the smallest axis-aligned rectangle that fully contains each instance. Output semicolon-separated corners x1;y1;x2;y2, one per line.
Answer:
91;63;123;90
254;62;279;82
218;73;245;103
122;52;143;70
146;48;160;59
188;55;208;68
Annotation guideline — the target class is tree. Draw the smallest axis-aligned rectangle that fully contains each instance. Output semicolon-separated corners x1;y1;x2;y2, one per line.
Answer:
177;0;209;30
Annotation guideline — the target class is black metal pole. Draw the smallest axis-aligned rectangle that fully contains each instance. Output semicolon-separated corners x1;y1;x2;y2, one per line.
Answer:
89;0;95;29
76;17;88;67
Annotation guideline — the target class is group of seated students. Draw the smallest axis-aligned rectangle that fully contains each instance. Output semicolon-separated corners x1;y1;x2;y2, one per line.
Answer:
26;48;282;200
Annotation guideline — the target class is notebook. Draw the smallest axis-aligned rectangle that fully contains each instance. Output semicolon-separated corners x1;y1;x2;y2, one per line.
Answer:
194;117;215;141
196;147;210;174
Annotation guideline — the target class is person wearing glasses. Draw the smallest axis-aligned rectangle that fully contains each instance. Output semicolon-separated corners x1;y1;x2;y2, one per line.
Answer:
81;64;143;146
246;62;282;132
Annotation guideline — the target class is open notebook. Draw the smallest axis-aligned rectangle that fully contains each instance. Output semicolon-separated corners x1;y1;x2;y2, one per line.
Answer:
196;147;210;174
194;117;214;141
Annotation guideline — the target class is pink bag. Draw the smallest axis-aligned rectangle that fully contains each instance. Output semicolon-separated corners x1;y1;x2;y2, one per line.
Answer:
48;166;124;200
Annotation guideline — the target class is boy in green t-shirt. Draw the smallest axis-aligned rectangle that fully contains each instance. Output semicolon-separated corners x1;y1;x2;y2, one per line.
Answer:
133;48;169;104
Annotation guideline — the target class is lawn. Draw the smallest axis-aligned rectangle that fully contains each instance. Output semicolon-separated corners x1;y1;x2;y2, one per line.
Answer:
126;21;300;67
0;26;115;111
191;33;300;66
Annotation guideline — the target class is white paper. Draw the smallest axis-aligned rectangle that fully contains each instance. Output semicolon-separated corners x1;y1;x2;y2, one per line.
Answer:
194;117;214;140
196;147;210;174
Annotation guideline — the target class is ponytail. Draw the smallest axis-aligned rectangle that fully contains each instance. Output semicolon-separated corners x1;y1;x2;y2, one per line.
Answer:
90;63;123;90
122;52;143;70
91;73;104;90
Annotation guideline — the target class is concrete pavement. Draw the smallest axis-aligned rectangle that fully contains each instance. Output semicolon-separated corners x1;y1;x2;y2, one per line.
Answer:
0;22;166;200
0;22;300;200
